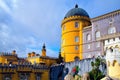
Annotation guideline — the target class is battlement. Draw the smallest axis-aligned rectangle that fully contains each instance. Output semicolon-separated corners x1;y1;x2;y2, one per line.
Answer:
0;64;49;80
0;52;17;56
104;37;120;66
0;64;49;72
104;37;120;79
105;37;120;47
62;15;90;25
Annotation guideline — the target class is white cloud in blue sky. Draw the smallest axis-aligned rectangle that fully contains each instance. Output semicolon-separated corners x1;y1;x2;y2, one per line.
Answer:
0;0;120;57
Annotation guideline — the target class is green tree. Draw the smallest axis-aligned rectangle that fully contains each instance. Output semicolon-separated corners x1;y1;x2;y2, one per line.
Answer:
89;57;105;80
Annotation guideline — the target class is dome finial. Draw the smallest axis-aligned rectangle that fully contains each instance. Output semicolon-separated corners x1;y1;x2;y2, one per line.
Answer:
75;4;78;8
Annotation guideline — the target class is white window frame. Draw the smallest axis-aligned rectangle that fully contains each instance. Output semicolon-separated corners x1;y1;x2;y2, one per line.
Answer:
75;45;79;50
95;31;100;39
87;44;90;49
75;36;79;42
108;27;116;34
87;34;91;41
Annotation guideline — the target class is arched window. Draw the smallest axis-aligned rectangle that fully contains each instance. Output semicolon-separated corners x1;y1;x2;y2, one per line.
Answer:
87;44;90;49
75;45;79;50
74;56;79;61
87;34;91;41
75;22;79;28
95;31;100;39
61;48;64;52
108;27;116;34
62;25;66;31
61;39;65;45
75;36;79;42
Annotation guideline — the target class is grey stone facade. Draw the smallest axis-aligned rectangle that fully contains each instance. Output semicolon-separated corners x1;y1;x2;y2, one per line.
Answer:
83;9;120;59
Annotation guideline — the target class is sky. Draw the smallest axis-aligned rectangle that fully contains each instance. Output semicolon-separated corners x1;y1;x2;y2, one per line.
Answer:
0;0;120;57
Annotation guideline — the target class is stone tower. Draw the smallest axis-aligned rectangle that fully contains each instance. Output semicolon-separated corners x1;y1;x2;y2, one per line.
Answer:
102;37;120;79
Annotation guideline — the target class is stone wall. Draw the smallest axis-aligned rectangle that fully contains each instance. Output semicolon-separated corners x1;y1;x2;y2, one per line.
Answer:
65;58;106;76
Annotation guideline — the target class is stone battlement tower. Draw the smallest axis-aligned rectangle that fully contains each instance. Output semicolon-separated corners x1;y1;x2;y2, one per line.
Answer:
102;37;120;79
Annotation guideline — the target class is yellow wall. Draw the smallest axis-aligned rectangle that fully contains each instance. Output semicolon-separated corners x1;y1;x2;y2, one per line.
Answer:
27;57;40;64
41;50;46;57
0;56;6;64
0;55;18;65
61;16;91;62
0;66;49;80
27;56;57;66
108;61;120;79
41;70;49;80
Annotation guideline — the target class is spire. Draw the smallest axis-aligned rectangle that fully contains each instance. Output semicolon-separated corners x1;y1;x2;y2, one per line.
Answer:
41;43;46;56
75;4;78;8
43;43;46;49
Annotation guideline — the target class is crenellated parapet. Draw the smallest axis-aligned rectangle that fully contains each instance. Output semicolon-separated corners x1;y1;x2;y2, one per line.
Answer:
61;16;91;26
0;64;49;73
0;52;17;56
0;64;49;80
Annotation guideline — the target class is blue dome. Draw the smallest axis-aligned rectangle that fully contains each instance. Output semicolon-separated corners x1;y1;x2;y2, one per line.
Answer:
64;5;89;18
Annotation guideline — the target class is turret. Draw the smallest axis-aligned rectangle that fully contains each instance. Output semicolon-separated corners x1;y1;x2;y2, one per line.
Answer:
103;37;120;79
61;4;91;62
41;43;46;57
12;50;16;55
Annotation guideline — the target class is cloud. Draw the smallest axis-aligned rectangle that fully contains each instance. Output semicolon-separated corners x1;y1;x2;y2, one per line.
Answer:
0;0;12;14
0;0;120;58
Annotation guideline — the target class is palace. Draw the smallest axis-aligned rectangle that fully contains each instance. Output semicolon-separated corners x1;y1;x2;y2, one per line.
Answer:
0;44;57;80
61;4;120;62
27;44;57;66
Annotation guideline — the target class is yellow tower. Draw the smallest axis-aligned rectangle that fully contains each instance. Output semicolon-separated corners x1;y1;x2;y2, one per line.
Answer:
41;43;46;57
61;4;91;62
12;50;16;55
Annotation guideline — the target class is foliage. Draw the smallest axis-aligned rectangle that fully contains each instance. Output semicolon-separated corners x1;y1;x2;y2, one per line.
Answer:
89;57;105;80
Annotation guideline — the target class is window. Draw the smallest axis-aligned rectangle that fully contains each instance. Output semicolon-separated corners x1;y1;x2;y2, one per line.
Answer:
74;56;79;61
87;34;91;41
63;25;66;31
108;27;116;34
75;22;79;28
98;52;101;56
75;45;79;50
62;39;65;45
75;36;79;42
109;18;114;24
87;44;90;49
96;42;100;48
95;31;100;39
61;48;64;52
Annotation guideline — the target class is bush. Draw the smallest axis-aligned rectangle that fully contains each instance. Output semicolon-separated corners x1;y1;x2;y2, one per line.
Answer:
89;57;105;80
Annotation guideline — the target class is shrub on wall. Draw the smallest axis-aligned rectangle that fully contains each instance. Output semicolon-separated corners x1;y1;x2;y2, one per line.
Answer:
89;57;105;80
